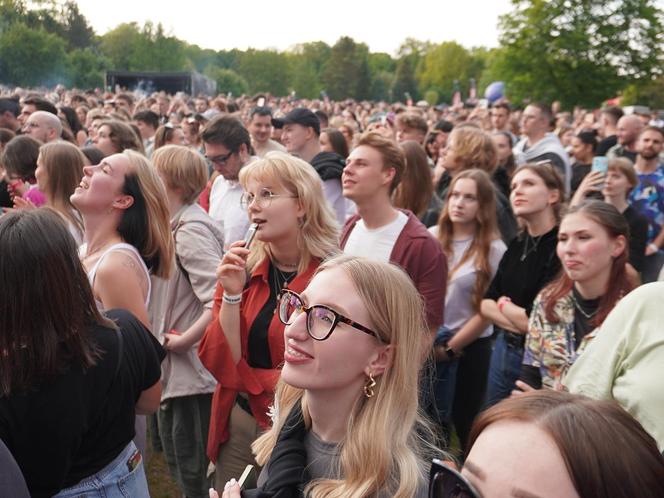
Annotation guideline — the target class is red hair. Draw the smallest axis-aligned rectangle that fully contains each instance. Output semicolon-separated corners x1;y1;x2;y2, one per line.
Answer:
543;201;633;327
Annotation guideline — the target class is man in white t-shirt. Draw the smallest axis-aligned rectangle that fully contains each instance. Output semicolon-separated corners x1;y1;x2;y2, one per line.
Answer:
202;116;252;248
340;132;447;335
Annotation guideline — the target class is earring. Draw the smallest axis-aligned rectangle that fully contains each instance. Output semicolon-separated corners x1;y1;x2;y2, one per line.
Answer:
363;372;376;398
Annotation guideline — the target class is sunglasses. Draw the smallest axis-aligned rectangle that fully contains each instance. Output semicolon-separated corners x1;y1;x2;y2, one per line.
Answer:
429;459;480;498
206;150;234;166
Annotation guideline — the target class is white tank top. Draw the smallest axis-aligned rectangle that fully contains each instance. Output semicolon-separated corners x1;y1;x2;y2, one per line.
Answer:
81;242;151;310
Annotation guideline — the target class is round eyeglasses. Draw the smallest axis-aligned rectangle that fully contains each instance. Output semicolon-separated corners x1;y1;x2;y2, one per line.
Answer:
240;188;298;210
277;289;380;341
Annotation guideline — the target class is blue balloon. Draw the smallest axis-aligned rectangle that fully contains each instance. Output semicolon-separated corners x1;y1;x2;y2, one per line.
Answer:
485;81;505;102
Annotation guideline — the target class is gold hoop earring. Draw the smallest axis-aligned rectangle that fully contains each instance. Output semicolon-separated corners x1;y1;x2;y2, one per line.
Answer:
363;372;376;398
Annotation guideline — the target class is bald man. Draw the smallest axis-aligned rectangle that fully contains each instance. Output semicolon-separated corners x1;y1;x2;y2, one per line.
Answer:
607;115;643;163
23;111;62;143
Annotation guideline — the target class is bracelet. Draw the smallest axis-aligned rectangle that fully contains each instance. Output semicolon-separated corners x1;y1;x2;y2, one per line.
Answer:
648;243;659;253
222;292;242;305
498;297;511;313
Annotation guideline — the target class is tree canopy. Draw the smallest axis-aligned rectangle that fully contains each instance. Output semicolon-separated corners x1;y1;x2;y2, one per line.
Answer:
1;0;663;109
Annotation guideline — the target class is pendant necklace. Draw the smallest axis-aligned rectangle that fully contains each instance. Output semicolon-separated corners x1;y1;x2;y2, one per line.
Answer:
520;233;543;261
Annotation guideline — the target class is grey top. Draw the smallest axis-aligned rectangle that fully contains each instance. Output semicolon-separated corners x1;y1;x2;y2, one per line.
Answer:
427;230;506;337
257;430;428;497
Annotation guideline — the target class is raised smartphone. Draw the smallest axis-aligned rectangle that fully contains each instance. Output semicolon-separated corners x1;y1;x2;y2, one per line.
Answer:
592;156;609;189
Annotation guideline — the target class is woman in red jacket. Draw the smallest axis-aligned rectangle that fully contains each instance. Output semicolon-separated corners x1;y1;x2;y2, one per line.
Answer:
199;152;339;489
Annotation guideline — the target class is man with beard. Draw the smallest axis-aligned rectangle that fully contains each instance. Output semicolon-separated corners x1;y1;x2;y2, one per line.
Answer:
630;126;664;282
607;115;643;163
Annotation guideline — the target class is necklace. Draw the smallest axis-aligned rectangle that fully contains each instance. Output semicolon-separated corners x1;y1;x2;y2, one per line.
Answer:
520;233;543;261
572;295;598;319
271;263;296;299
272;256;299;269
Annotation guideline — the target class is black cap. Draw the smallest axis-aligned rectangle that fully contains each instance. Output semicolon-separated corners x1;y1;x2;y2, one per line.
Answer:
272;108;320;135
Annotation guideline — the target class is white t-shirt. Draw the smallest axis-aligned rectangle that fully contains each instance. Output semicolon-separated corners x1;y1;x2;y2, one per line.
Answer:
428;226;506;338
208;176;249;250
343;211;408;262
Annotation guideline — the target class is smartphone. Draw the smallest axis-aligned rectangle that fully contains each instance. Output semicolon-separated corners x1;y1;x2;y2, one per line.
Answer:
592;156;609;189
243;223;259;250
238;464;257;490
257;97;266;107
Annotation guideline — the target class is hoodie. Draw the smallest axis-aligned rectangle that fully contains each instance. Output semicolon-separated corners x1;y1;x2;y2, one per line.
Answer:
513;133;572;195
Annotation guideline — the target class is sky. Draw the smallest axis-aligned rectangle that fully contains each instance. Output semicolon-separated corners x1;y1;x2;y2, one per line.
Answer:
74;0;515;55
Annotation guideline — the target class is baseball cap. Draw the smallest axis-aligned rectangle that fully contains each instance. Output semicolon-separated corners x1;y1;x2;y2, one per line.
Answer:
272;108;320;135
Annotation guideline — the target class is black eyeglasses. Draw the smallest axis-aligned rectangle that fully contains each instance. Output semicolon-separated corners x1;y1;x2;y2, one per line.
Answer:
277;289;380;341
429;459;480;498
206;150;234;166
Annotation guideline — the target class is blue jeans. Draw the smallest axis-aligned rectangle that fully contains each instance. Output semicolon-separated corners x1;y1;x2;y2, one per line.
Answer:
53;441;150;498
433;327;458;427
484;330;524;408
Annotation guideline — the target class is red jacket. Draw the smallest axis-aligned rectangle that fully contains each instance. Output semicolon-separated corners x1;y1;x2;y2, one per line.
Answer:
340;210;447;330
198;258;320;461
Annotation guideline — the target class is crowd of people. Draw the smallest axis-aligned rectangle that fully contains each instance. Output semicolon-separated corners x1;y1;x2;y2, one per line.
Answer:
1;86;664;498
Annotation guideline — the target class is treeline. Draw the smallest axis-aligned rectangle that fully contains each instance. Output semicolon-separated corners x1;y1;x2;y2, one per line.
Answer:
1;0;664;108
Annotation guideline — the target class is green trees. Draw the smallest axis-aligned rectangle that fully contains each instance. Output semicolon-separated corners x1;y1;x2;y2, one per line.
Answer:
0;23;68;86
490;0;664;108
321;37;372;100
1;0;663;107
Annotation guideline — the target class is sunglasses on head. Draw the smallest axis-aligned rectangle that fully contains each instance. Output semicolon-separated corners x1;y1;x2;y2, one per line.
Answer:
429;459;480;498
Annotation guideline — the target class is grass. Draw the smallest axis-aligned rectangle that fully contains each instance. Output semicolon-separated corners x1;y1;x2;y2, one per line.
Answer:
145;426;181;498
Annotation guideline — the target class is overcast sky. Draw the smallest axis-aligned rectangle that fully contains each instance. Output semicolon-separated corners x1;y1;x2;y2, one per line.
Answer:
75;0;515;54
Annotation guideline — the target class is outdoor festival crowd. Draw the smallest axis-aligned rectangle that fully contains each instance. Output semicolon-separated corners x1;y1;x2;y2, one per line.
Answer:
1;87;664;498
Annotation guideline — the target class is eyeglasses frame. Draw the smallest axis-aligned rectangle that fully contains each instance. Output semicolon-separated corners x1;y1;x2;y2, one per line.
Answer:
240;188;298;210
277;289;380;341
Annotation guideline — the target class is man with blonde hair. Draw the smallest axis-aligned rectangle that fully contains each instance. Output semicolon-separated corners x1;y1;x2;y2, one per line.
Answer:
340;132;446;335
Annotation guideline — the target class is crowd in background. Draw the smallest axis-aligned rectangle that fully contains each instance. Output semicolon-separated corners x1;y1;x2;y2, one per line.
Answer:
1;86;664;498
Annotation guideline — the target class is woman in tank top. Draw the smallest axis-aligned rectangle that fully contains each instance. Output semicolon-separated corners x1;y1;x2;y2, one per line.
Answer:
71;149;173;324
71;149;174;456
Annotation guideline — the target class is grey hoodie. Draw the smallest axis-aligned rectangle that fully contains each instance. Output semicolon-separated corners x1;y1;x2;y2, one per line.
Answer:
513;133;572;195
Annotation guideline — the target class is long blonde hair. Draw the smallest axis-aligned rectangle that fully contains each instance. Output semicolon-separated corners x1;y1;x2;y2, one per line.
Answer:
119;150;174;278
253;255;440;498
38;141;85;237
238;151;339;274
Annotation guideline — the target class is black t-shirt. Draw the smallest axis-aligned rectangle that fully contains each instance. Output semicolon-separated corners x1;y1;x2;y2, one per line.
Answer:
622;205;649;273
485;226;561;317
0;309;165;498
596;135;617;156
571;287;599;347
571;162;591;194
248;264;296;369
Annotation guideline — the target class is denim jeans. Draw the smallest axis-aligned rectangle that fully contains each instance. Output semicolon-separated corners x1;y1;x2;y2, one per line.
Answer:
484;330;524;408
53;441;150;498
433;326;458;428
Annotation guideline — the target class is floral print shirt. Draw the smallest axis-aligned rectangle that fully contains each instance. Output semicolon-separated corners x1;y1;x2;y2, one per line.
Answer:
523;290;598;389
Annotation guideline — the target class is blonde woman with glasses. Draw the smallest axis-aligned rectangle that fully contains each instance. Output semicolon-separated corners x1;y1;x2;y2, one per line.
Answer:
198;152;339;490
214;256;439;498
